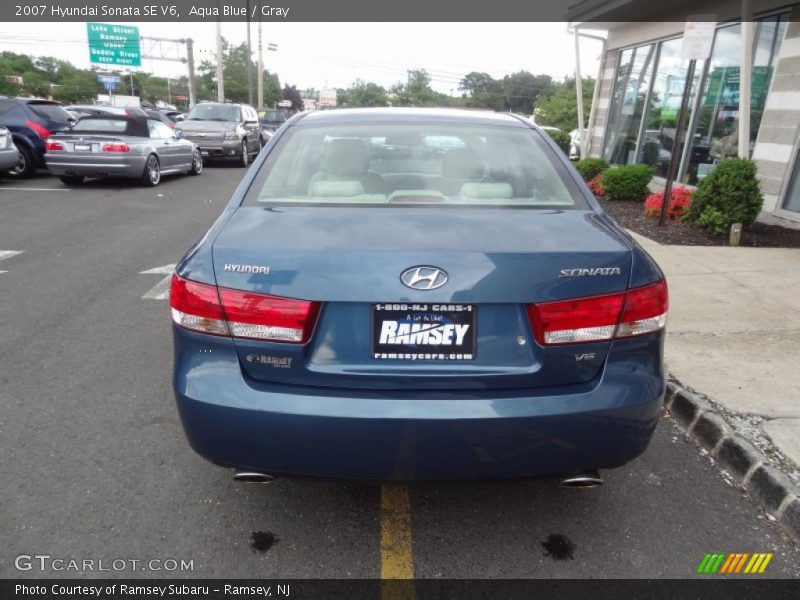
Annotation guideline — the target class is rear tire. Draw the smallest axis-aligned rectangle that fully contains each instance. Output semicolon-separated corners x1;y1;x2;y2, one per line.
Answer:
188;149;203;175
239;140;249;168
8;145;36;179
58;175;84;186
141;154;161;186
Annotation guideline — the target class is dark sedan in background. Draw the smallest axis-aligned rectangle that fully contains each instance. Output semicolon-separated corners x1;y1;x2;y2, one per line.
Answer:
45;115;202;186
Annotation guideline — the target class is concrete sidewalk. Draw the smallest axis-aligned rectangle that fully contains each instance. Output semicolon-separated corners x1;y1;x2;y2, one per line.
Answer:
630;230;800;482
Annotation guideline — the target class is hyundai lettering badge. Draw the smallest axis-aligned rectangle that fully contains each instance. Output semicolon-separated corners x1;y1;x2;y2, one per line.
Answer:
400;266;448;290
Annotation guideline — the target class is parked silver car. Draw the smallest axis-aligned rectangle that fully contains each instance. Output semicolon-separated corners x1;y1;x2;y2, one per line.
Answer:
45;115;202;186
0;126;21;176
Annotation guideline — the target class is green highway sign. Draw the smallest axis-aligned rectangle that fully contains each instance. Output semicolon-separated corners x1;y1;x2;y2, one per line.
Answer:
87;22;141;67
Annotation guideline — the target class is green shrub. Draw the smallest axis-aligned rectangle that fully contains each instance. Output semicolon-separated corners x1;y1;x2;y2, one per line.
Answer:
574;157;609;181
642;142;660;167
682;158;764;234
601;164;654;201
545;129;571;156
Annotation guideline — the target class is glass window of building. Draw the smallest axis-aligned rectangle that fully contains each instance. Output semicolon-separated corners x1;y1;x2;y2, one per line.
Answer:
682;16;787;184
638;37;703;177
782;150;800;215
602;44;656;165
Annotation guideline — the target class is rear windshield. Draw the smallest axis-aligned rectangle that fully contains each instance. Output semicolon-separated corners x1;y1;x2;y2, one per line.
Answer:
70;118;146;136
246;123;584;208
185;104;241;122
27;102;72;122
261;110;285;122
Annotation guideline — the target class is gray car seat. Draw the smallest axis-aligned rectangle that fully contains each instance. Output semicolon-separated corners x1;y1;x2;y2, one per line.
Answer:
309;139;384;195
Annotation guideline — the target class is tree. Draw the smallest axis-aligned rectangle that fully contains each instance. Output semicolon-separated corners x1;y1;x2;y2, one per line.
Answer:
501;71;554;114
337;79;389;107
282;84;303;111
459;71;503;110
535;76;595;132
193;38;281;106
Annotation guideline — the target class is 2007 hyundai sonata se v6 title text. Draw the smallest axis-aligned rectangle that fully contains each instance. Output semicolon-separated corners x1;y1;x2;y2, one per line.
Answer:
170;108;668;484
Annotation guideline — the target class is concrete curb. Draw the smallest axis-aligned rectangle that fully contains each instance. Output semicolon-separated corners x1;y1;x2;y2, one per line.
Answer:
664;380;800;543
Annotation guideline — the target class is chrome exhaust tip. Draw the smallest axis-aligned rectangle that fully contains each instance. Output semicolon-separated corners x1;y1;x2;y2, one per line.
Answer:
233;470;276;484
560;469;603;488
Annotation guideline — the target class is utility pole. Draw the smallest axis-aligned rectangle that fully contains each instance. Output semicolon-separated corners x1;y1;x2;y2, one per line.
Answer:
246;0;253;106
167;77;171;103
216;19;225;102
186;38;196;108
257;1;263;110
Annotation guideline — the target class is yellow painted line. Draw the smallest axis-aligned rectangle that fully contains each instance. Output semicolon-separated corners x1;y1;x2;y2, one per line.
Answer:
758;553;773;573
380;484;415;599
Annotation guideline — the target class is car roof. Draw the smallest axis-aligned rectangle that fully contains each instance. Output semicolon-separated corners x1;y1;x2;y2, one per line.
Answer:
11;97;61;105
294;107;530;128
197;102;243;107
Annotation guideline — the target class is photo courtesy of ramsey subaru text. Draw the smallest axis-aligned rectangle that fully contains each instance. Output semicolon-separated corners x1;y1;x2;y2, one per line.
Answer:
170;108;668;484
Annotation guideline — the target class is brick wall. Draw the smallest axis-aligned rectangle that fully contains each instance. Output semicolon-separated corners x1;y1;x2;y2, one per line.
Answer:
752;8;800;217
587;48;618;159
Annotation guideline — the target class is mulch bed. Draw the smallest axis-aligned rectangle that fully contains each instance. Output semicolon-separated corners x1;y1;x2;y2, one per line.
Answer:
596;197;800;248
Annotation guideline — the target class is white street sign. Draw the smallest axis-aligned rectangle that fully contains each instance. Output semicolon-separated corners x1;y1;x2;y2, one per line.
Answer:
141;264;176;299
682;17;717;60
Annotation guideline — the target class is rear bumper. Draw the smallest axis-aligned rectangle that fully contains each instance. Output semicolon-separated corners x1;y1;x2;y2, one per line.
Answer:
173;328;664;481
0;146;20;170
45;154;146;178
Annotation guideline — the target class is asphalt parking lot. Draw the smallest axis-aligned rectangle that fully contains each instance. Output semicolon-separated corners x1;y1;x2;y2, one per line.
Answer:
1;165;799;580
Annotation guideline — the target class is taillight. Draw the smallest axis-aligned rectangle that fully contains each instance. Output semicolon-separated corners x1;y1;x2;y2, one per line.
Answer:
527;280;668;346
170;274;320;344
45;140;64;151
219;288;320;343
26;120;51;139
617;280;669;338
102;143;130;153
169;275;229;336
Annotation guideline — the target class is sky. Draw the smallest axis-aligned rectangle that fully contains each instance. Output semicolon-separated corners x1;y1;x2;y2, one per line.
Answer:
0;22;605;93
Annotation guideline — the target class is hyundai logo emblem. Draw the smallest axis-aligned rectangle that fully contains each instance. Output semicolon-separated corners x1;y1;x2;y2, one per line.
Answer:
400;266;448;291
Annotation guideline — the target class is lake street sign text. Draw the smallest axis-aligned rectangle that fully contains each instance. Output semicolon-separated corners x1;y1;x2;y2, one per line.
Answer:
87;22;141;67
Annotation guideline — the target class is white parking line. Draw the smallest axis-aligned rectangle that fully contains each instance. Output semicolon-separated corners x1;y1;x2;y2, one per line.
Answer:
141;264;176;300
0;250;23;273
0;187;70;192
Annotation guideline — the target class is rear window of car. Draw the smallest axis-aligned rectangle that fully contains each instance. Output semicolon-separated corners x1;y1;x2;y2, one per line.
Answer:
262;110;285;122
70;118;146;136
27;102;72;122
245;122;585;208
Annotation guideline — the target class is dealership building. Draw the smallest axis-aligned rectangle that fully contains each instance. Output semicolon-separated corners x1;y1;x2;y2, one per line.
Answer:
571;0;800;225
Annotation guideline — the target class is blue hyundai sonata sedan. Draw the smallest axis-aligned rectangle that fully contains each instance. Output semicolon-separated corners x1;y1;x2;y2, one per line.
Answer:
171;108;668;483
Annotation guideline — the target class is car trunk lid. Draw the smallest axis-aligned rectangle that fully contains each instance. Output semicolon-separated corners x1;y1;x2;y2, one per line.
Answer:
211;206;633;390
